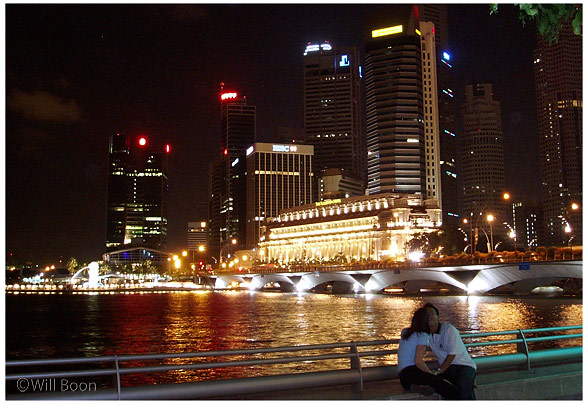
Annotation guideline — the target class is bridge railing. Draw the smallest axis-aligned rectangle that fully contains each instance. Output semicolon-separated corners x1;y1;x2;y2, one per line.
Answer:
217;253;582;275
5;325;582;400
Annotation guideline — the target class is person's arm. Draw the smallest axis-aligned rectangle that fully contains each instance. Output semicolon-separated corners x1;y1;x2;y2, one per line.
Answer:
414;344;434;374
438;354;455;373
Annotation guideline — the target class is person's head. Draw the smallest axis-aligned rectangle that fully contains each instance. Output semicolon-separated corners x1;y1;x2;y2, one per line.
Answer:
401;307;430;339
423;303;440;333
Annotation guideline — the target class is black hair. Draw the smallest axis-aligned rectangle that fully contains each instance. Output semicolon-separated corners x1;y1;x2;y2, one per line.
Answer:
423;302;439;316
401;307;431;340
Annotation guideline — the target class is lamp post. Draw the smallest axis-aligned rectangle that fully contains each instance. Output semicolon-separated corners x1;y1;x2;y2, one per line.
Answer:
487;214;494;252
503;222;516;251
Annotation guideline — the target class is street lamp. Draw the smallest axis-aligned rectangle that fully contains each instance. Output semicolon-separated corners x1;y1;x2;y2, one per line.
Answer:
487;214;494;252
504;222;516;251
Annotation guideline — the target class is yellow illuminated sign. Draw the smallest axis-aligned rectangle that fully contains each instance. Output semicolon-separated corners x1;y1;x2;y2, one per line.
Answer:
371;25;403;38
315;199;342;207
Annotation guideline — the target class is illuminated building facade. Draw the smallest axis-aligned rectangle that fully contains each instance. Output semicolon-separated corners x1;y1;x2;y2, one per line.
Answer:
106;133;170;253
365;6;426;197
258;194;441;264
533;22;582;246
419;4;460;223
303;41;365;195
419;21;442;208
209;86;256;260
245;142;314;249
188;221;208;252
460;84;507;241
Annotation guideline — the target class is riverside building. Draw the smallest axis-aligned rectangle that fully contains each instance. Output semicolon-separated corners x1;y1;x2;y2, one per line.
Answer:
258;194;441;264
245;142;314;249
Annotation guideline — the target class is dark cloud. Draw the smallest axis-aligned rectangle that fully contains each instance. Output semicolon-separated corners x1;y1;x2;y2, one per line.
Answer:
7;89;83;123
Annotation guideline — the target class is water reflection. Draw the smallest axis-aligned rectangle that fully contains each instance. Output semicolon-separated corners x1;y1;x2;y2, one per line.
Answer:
6;292;581;384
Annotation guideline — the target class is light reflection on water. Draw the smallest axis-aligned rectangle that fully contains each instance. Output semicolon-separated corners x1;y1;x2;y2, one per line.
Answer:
6;291;582;385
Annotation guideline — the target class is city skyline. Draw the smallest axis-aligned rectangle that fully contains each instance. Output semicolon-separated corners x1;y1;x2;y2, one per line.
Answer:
7;4;546;264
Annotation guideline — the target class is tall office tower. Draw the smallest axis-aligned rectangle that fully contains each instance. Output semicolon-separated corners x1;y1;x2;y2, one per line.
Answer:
303;41;365;196
510;201;539;250
365;6;426;196
419;21;442;207
187;221;208;252
209;86;256;261
106;133;170;252
533;22;582;246
419;4;459;223
245;142;314;249
461;84;507;246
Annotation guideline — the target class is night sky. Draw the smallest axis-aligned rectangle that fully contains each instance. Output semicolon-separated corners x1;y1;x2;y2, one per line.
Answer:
6;4;540;265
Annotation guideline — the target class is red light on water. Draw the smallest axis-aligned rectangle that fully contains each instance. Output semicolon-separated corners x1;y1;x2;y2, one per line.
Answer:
165;144;171;153
138;137;147;146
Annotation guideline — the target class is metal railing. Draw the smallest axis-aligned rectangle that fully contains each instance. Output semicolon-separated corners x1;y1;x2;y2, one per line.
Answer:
6;325;582;400
217;255;582;275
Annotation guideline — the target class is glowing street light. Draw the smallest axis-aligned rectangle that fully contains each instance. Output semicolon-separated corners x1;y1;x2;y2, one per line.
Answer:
487;214;495;252
182;250;188;257
198;245;205;252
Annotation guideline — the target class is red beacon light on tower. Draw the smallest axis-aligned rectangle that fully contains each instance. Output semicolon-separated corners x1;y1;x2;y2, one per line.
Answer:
138;136;148;147
165;144;171;153
221;92;238;101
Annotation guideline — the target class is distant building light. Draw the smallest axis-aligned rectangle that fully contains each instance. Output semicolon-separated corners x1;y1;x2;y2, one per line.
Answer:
231;158;239;167
443;51;451;61
165;144;171;153
372;25;403;38
138;137;147;146
246;146;254;156
339;54;350;67
415;28;421;36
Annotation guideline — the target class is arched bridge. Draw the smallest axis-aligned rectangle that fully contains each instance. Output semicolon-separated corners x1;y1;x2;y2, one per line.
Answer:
203;260;582;295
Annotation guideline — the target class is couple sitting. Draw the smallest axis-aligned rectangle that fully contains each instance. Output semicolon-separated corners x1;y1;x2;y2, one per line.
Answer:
397;303;477;400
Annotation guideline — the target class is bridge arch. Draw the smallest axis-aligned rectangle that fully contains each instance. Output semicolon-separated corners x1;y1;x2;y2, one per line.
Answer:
214;275;245;289
364;270;468;293
296;273;364;293
248;275;295;291
467;262;582;294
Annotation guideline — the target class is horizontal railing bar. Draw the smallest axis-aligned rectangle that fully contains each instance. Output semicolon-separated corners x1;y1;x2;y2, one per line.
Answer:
525;333;582;343
465;339;523;348
120;352;357;375
6;368;119;381
6;355;117;367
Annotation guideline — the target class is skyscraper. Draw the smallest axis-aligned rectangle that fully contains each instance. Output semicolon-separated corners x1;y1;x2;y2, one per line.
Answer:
365;6;426;196
419;4;460;223
419;21;442;207
533;22;582;246
460;83;507;248
303;41;365;195
245;142;314;249
209;86;256;260
106;133;170;252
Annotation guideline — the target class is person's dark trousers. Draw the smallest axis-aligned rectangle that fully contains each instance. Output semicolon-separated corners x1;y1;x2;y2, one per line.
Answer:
441;364;476;400
399;365;460;399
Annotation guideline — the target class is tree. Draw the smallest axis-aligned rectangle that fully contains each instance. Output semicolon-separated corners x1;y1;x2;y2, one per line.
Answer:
490;4;582;43
66;257;79;274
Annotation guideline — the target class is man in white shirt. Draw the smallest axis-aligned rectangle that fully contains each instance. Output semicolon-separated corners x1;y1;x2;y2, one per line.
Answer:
424;303;477;400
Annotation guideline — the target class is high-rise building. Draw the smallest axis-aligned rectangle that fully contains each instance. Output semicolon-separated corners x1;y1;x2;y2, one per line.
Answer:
209;86;256;260
509;200;539;250
419;4;460;223
533;22;582;246
318;168;364;201
365;6;426;197
460;83;507;248
245;142;314;249
419;21;442;207
303;41;365;195
106;133;170;252
187;221;208;253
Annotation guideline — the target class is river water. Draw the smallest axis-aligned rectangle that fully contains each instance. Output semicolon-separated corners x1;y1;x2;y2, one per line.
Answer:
5;291;582;385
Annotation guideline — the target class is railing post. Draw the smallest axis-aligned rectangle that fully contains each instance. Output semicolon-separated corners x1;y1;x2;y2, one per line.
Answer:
349;343;363;392
516;330;531;371
114;354;122;400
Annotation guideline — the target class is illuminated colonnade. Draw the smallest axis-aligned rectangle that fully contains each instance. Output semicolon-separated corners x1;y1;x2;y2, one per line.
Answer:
258;194;441;264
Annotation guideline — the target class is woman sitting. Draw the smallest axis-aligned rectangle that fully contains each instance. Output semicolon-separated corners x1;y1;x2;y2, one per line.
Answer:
397;307;460;399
